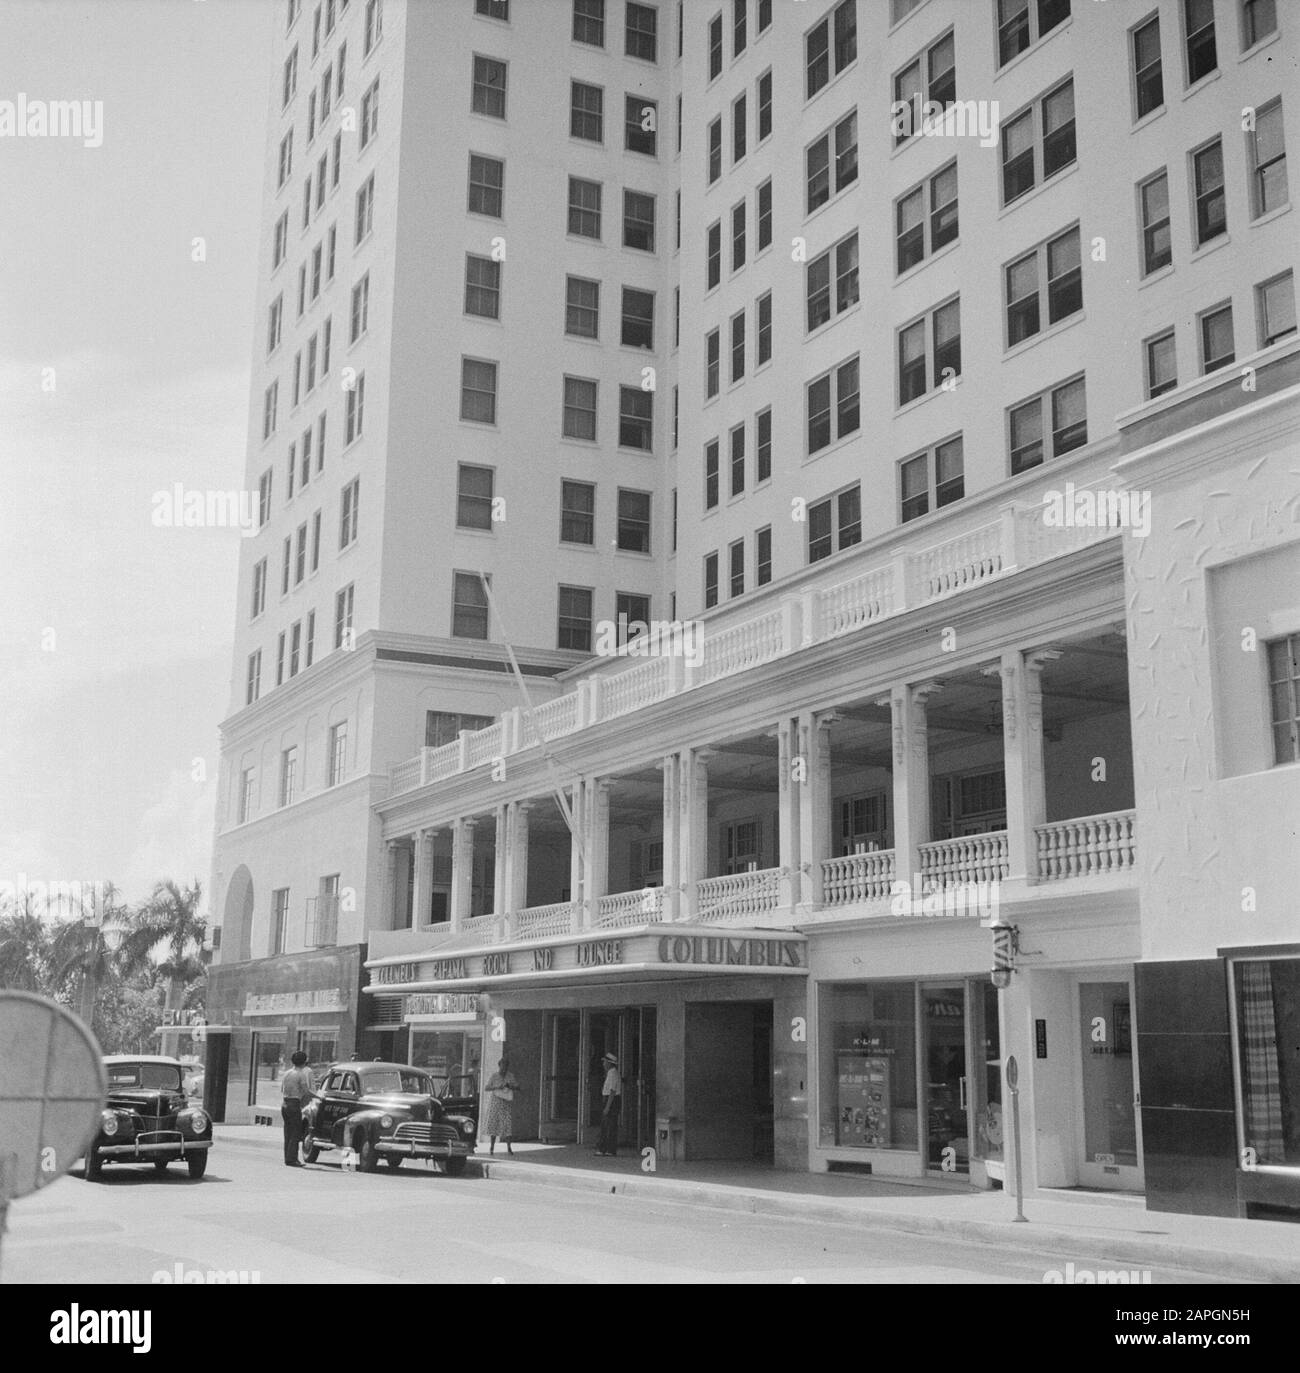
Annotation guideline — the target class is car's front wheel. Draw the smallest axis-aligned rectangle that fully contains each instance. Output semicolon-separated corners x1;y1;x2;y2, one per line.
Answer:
187;1152;208;1180
444;1156;467;1177
356;1132;378;1173
84;1149;103;1182
301;1141;320;1164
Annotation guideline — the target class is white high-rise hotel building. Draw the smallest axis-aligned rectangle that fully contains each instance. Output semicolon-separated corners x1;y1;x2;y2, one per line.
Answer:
207;0;1299;1221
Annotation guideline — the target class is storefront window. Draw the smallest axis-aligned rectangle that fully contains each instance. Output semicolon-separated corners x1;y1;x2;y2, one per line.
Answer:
820;982;918;1151
298;1030;338;1086
411;1029;482;1095
1234;957;1300;1167
250;1032;286;1108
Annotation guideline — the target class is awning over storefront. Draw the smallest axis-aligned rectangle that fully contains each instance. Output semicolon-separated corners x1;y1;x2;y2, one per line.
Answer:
363;924;809;995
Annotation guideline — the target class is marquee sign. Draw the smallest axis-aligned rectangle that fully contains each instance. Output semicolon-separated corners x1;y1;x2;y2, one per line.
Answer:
365;928;806;993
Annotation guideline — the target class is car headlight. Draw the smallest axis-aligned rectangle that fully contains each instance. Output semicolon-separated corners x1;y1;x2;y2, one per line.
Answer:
379;1114;393;1130
100;1111;119;1137
187;1110;208;1133
461;1119;475;1137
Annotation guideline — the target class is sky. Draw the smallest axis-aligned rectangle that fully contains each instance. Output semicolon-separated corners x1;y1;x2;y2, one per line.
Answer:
0;0;275;913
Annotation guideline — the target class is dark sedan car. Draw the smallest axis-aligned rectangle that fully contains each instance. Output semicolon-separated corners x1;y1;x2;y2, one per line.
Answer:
300;1061;476;1175
84;1056;213;1180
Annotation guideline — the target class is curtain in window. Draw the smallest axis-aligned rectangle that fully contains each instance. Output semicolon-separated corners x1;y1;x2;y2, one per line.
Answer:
1240;961;1285;1162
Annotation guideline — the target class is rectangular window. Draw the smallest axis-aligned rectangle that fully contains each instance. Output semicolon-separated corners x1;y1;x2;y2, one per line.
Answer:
806;231;859;331
1139;172;1172;275
626;2;657;61
733;92;747;163
279;747;298;807
452;572;489;639
1009;375;1086;472
244;653;261;709
806;0;857;99
573;0;605;46
316;412;326;472
807;484;861;562
734;0;747;54
626;95;658;155
756;292;772;365
707;116;722;184
1005;226;1081;347
756;178;772;251
757;69;772;141
278;129;294;189
475;0;509;18
1001;79;1075;205
327;721;347;786
251;559;268;620
617;488;652;552
344;373;364;444
350;273;370;342
461;358;498;424
894;30;955;145
334;582;354;649
895;161;958;275
706;329;720;398
259;469;273;527
271;887;290;952
619;387;653;450
354;173;374;244
1243;0;1278;48
1257;271;1297;348
806;110;858;212
263;381;279;440
900;435;964;522
704;439;720;509
706;219;722;289
729;423;745;496
1183;0;1217;84
756;408;772;481
563;375;598;440
471;55;507;118
756;526;772;585
1266;638;1300;763
1230;956;1300;1163
267;295;283;355
568;177;602;238
1132;15;1163;119
622;288;655;349
728;539;745;598
565;277;600;339
364;0;383;53
311;509;322;571
360;77;379;148
339;478;359;548
571;80;604;141
1193;139;1227;245
457;464;495;530
273;211;289;269
1199;302;1235;372
807;355;859;453
561;479;596;544
289;619;302;677
464;254;502;319
758;0;771;30
704;551;719;609
468;153;504;217
731;200;746;270
708;12;723;79
615;593;652;646
557;585;594;651
899;297;960;403
998;0;1070;68
1249;99;1288;219
623;190;656;252
1145;330;1178;398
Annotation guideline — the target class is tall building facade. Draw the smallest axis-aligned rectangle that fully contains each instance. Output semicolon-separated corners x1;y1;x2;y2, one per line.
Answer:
209;0;1299;1218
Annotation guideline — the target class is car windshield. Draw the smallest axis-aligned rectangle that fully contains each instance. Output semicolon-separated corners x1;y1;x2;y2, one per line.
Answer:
361;1069;433;1096
107;1063;183;1090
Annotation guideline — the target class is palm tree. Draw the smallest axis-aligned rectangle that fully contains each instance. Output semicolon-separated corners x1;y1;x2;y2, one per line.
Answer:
122;879;207;1016
0;892;52;992
49;883;130;1026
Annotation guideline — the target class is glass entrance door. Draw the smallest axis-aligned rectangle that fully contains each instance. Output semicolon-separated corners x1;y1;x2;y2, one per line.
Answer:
1076;979;1142;1190
970;980;1003;1173
922;984;969;1174
542;1011;581;1142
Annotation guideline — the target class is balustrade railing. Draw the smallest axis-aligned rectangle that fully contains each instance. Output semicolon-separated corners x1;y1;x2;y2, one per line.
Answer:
913;520;1005;602
601;657;672;720
919;832;1009;890
594;888;667;927
697;610;786;685
696;868;783;921
1036;810;1136;880
459;913;500;942
820;850;896;906
512;902;577;938
813;566;897;640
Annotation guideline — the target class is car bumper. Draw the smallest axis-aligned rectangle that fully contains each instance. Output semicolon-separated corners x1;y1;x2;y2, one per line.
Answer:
375;1139;472;1160
97;1139;213;1158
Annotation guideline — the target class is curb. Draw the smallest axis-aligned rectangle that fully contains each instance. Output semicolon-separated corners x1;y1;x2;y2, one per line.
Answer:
477;1160;1300;1284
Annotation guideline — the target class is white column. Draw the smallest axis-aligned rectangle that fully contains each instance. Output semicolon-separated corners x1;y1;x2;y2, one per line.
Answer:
658;755;680;922
411;828;433;930
680;747;713;922
885;681;943;897
796;712;837;906
568;781;586;927
509;801;533;914
492;803;508;916
381;840;401;931
774;719;800;908
450;818;475;929
987;649;1060;883
588;780;610;910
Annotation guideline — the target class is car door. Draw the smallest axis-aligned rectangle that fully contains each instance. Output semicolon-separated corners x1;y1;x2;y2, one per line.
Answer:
327;1072;361;1146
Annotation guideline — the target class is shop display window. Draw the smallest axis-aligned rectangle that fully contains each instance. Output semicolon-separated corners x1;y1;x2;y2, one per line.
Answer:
820;982;917;1150
1234;957;1300;1167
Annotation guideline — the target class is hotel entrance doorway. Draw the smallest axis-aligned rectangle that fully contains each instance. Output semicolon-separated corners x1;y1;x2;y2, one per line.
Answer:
540;1006;656;1150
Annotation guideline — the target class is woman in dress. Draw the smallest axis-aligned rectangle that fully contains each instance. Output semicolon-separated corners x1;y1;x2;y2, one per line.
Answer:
484;1055;520;1154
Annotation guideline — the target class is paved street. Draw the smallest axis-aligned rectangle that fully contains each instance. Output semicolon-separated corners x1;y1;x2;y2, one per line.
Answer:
3;1139;1223;1285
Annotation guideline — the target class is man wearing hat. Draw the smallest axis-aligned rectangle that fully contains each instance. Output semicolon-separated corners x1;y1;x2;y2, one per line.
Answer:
280;1050;317;1167
595;1050;622;1157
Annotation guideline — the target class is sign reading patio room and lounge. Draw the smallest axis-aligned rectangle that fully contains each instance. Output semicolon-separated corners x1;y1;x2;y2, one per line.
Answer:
369;930;806;988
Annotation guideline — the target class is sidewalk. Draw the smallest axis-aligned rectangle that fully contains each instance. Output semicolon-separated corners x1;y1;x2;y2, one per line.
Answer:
217;1126;1300;1282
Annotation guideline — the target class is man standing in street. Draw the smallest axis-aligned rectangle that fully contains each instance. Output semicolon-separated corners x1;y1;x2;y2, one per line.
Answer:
596;1051;621;1157
281;1049;316;1167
